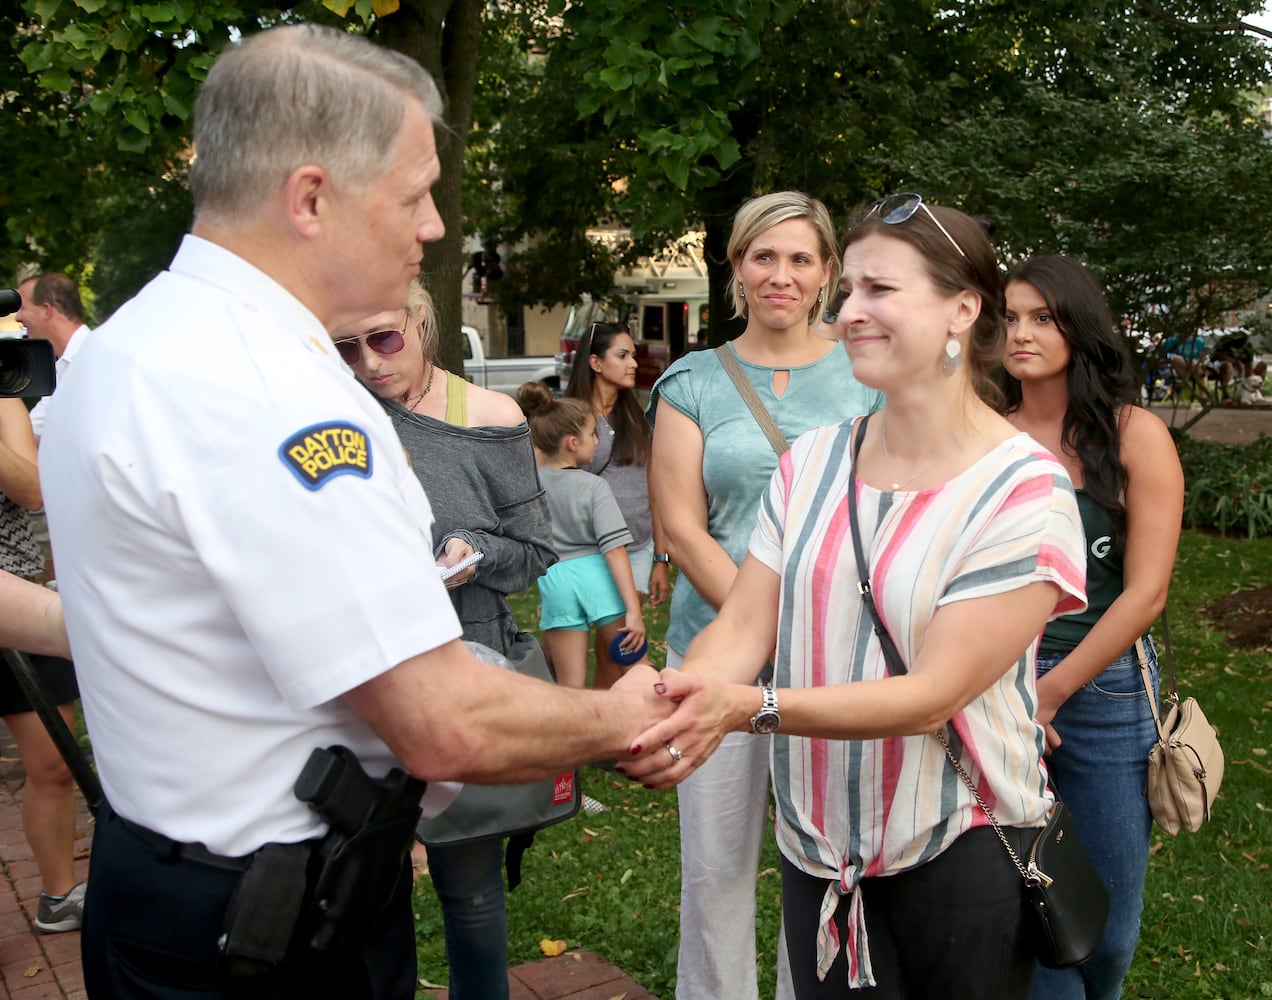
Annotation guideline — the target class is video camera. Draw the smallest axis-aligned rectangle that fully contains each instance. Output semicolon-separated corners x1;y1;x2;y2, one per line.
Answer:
0;288;56;398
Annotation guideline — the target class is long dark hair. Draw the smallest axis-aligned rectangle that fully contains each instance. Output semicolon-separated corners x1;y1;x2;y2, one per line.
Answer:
563;322;651;467
1000;255;1139;545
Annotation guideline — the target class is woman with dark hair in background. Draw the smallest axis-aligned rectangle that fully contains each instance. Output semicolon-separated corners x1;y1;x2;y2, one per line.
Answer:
564;322;669;688
1001;255;1183;1000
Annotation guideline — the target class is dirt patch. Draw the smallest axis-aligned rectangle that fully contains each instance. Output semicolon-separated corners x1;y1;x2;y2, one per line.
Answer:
1205;587;1272;650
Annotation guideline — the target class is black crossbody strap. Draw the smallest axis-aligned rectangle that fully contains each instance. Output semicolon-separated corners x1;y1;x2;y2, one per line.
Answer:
846;421;1051;881
2;648;103;808
714;344;789;458
846;413;906;676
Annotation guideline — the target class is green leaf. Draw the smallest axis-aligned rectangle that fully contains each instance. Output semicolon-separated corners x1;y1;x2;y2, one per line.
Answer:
117;130;151;153
39;68;73;91
662;156;689;190
34;0;64;22
138;4;177;24
161;92;192;120
598;66;633;91
122;106;152;135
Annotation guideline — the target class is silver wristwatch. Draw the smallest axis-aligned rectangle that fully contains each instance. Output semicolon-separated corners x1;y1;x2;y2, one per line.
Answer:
749;684;780;735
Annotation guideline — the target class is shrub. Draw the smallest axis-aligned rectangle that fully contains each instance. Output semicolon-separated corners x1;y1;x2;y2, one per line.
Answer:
1176;433;1272;538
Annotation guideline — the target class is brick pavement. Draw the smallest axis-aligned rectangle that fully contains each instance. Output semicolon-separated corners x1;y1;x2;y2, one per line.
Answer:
0;720;656;999
0;720;91;1000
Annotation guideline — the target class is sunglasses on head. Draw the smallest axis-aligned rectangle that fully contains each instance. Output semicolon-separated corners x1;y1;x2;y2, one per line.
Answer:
821;193;969;326
869;192;967;260
334;324;406;366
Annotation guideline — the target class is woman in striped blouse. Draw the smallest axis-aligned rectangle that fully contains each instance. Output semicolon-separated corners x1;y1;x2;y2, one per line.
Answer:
624;196;1087;998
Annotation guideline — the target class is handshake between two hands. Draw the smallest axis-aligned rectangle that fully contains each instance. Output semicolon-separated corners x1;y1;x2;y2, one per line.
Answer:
609;664;734;791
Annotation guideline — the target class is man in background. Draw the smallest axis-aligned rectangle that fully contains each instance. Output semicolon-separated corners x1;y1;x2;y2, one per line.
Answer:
14;273;91;438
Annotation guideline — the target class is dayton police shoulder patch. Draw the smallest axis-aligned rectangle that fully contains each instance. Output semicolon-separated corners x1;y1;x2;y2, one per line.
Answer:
279;421;373;491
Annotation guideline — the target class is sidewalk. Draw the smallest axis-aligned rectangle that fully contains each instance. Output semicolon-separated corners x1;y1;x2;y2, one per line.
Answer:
0;720;91;1000
0;720;656;1000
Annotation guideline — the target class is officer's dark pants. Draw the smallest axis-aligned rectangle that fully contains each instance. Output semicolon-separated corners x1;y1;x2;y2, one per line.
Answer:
82;805;417;999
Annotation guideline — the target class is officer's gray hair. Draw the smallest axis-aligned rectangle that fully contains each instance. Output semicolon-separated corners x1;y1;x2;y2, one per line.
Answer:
189;24;444;223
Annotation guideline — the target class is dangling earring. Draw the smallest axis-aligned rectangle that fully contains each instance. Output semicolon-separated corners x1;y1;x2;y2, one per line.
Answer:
817;290;824;304
738;284;746;299
942;337;963;376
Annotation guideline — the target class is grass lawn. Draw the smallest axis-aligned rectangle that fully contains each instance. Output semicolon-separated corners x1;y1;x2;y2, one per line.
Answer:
413;530;1271;999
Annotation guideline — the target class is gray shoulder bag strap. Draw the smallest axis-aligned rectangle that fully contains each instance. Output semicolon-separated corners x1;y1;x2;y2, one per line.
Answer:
714;344;788;457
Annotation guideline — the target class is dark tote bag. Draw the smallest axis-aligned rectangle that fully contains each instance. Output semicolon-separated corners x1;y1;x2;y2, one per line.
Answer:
415;633;581;887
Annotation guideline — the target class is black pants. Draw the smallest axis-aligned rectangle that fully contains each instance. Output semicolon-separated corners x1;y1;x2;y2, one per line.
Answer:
781;826;1037;999
82;805;417;999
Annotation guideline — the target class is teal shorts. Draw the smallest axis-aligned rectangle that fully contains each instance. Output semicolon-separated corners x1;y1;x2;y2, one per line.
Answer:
538;553;626;632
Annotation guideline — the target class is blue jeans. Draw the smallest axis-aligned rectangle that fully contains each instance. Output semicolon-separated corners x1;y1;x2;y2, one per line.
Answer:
425;838;509;1000
1032;639;1159;1000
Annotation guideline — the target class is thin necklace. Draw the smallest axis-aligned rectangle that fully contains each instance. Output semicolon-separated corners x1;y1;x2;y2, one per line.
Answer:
400;363;435;412
880;419;960;491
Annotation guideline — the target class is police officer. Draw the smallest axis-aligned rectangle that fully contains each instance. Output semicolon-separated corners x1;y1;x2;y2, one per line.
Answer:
39;24;670;999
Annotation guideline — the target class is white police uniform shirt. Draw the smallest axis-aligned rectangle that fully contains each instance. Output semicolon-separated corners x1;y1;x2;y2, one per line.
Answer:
28;322;91;437
40;235;462;857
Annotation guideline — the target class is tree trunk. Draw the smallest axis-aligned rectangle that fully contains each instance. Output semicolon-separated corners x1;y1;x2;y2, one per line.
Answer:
700;171;756;347
378;0;482;375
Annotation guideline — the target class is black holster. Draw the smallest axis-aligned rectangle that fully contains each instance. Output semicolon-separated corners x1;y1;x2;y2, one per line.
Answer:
218;745;426;979
220;842;312;979
294;745;428;954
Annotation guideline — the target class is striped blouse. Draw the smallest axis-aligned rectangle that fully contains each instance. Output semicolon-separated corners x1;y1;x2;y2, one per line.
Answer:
749;418;1086;987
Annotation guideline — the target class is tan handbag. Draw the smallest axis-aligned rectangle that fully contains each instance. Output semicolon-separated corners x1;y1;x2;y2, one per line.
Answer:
1138;612;1224;836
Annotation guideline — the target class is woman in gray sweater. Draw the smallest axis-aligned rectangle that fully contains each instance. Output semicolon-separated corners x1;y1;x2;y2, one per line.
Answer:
333;280;554;1000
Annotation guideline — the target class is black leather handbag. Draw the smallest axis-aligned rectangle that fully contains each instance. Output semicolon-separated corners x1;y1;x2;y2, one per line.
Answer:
846;414;1108;969
1025;798;1111;968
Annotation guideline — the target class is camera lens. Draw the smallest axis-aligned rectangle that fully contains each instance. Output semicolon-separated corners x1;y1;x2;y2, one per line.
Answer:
0;344;33;395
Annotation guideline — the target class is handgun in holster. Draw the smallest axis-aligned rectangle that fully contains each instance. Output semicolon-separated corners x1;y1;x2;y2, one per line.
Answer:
293;744;428;954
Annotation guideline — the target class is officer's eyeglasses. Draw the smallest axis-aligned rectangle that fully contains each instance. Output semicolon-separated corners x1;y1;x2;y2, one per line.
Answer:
868;192;967;260
334;325;407;366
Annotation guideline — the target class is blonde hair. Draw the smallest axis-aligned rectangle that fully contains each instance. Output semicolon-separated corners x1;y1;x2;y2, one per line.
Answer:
406;278;440;362
726;191;839;322
516;381;590;453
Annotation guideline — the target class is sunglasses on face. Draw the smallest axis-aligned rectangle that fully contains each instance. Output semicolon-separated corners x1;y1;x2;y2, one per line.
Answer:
334;325;406;366
869;192;968;260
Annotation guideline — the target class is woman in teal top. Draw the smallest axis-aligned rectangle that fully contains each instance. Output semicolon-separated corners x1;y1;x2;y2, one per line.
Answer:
647;191;880;1000
1000;255;1184;1000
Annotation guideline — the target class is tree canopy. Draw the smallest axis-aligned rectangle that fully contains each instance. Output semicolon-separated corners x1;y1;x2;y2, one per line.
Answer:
5;0;1271;361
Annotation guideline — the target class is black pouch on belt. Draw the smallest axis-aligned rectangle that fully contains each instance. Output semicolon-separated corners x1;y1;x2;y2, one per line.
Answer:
219;841;312;979
294;745;427;954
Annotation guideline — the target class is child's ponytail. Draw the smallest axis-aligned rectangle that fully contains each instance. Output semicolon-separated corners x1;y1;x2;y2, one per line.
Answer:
516;381;590;453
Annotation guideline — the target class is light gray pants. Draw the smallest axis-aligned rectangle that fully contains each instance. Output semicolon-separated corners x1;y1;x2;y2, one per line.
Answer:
669;648;794;1000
